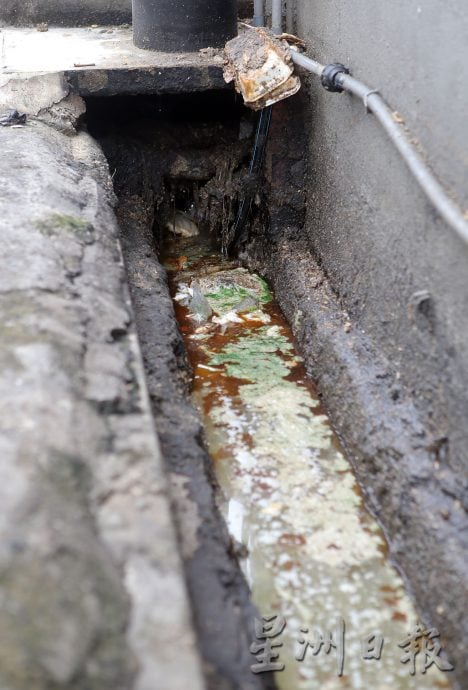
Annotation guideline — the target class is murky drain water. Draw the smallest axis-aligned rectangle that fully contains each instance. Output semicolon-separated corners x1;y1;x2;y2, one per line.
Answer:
164;233;452;690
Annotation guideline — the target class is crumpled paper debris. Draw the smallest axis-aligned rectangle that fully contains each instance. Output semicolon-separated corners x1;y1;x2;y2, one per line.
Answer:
224;27;301;110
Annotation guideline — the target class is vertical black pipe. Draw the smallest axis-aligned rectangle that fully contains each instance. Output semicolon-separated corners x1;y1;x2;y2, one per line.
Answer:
132;0;238;52
228;106;272;253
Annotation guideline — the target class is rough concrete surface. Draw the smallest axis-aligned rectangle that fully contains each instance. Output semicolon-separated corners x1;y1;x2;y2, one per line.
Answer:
282;2;468;682
0;0;132;27
1;4;466;687
288;1;468;521
0;27;227;102
90;99;274;690
0;118;205;689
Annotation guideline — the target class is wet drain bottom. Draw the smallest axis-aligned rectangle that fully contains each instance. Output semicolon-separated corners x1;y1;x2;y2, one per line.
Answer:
164;233;452;690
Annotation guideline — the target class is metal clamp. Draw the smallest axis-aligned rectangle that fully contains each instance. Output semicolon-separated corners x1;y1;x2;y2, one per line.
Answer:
363;89;380;112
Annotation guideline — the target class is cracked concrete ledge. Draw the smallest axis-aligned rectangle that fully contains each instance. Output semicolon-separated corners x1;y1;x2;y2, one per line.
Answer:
0;119;205;690
0;27;227;102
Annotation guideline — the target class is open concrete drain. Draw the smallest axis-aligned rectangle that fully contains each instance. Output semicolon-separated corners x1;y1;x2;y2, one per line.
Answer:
87;94;455;690
163;233;452;690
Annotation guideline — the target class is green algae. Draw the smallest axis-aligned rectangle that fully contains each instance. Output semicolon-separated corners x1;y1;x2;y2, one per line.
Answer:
208;325;301;385
36;214;95;244
205;284;253;314
202;270;272;316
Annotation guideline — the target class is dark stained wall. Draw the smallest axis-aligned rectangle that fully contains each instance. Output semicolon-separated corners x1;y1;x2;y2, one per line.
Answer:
290;0;468;507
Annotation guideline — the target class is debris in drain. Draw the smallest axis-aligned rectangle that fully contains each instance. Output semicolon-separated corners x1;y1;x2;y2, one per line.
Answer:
187;283;214;324
166;210;200;238
224;27;301;110
174;259;273;334
164;234;454;690
0;109;27;127
199;47;221;57
232;294;259;313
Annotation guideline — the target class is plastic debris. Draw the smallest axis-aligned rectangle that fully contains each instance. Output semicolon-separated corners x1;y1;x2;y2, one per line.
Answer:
172;251;273;332
174;284;192;304
187;282;213;324
165;210;199;237
212;311;244;326
224;27;301;110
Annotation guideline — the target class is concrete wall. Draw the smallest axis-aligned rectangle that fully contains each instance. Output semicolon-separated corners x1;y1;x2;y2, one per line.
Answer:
252;2;468;683
0;0;131;26
291;1;468;513
0;114;205;690
0;0;250;27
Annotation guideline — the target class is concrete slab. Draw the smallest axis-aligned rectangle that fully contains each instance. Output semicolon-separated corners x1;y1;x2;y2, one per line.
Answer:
0;26;227;97
0;0;131;28
0;119;206;690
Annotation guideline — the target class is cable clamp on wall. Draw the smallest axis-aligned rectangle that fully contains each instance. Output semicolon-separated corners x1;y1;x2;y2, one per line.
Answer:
363;89;380;112
320;63;350;92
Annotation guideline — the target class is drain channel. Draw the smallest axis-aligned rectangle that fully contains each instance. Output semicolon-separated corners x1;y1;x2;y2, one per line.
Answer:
163;232;452;690
87;93;454;690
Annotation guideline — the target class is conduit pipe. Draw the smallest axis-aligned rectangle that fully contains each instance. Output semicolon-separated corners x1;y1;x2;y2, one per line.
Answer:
291;51;468;246
271;0;283;35
252;0;265;27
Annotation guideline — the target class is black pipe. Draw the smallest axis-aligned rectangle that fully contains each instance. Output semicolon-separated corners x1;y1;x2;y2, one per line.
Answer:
132;0;238;52
227;105;272;253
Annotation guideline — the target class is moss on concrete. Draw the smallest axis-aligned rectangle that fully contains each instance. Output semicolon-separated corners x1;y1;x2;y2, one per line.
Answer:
36;214;95;244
